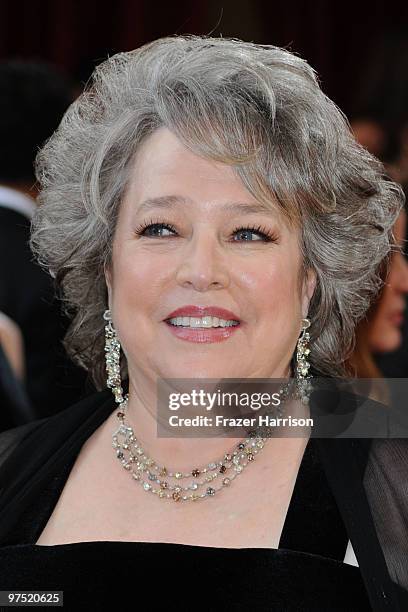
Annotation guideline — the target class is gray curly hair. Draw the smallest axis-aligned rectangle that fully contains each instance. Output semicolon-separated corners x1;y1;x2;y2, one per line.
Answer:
30;34;404;390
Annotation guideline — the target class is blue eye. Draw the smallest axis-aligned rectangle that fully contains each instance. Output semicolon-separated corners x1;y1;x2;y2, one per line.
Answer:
134;221;177;237
134;219;278;243
232;226;276;242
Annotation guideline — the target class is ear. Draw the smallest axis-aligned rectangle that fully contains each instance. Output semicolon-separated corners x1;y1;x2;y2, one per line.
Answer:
302;268;317;319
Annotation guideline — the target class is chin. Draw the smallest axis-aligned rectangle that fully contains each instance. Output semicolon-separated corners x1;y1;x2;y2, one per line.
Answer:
373;330;402;354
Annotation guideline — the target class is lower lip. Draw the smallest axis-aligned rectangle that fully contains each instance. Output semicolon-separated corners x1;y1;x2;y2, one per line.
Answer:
389;313;404;325
163;320;241;343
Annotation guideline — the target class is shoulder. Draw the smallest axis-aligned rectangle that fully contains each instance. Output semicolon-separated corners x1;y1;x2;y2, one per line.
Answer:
0;388;114;473
0;388;115;539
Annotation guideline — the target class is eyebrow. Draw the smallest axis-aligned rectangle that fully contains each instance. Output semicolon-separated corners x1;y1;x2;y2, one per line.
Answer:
136;195;276;216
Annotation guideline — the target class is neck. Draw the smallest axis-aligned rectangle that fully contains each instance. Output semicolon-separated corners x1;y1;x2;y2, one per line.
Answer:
118;364;293;471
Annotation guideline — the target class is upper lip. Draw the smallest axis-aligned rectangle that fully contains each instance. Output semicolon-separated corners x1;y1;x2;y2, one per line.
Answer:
165;305;241;321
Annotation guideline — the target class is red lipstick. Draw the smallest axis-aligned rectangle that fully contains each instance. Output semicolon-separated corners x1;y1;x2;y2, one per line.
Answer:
163;305;242;344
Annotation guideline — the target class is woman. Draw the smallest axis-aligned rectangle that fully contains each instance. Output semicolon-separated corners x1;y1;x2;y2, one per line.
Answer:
0;35;406;610
347;208;408;382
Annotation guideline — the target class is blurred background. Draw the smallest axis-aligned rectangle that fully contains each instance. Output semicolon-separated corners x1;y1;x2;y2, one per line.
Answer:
1;0;408;430
1;1;408;130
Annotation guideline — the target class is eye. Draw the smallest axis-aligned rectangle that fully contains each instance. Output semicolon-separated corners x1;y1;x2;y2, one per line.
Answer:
134;219;177;238
232;225;278;242
133;219;278;243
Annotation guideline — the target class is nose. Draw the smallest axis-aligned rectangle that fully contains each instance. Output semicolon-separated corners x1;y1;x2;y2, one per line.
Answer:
393;252;408;294
175;230;230;291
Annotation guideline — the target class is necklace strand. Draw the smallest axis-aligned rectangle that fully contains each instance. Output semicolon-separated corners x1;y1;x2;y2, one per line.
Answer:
112;380;294;502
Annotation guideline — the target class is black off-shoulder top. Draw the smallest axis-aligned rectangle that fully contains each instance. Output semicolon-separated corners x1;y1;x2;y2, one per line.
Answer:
0;388;406;611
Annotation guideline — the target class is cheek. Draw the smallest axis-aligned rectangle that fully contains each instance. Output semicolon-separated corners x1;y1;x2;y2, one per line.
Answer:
370;289;392;329
109;250;169;348
239;259;301;321
368;302;399;351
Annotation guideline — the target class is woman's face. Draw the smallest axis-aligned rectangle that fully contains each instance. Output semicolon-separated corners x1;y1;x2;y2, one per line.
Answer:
105;126;316;385
368;209;408;353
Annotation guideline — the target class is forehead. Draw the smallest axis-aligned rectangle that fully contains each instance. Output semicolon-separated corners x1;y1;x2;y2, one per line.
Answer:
128;126;254;198
123;126;287;224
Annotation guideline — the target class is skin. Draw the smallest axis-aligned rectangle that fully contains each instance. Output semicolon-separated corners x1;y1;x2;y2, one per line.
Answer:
0;311;25;380
368;208;408;353
105;126;316;468
2;180;40;200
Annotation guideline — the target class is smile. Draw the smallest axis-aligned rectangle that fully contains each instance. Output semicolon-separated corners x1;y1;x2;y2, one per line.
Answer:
164;317;241;343
167;315;239;328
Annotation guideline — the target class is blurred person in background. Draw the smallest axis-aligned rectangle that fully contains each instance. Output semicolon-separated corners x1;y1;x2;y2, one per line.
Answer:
0;311;25;383
0;60;94;423
350;27;408;378
0;311;34;431
346;209;408;401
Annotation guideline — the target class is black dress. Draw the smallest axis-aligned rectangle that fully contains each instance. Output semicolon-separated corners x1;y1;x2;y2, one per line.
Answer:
0;389;406;611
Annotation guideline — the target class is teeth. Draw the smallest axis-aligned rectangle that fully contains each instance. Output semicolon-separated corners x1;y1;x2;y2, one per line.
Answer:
168;315;239;328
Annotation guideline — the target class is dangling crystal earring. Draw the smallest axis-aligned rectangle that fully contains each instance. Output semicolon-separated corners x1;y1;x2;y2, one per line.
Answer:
103;309;126;406
295;318;312;404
